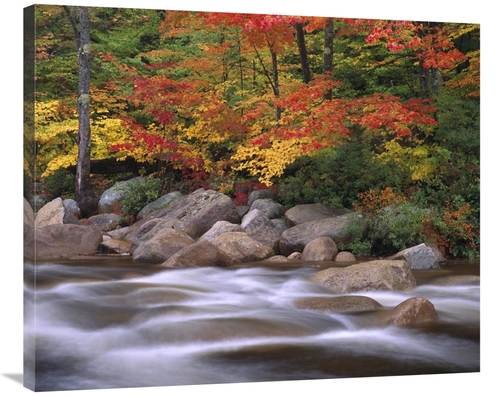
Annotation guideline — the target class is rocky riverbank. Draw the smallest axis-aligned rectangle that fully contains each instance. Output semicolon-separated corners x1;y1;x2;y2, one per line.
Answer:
23;180;480;328
24;182;446;269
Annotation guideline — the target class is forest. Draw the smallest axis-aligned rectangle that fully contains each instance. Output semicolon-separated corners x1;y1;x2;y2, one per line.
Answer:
25;5;480;259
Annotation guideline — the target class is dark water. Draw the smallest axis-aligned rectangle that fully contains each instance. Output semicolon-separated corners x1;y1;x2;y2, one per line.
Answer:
23;258;480;391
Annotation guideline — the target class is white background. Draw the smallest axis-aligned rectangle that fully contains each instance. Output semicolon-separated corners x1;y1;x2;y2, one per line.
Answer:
2;1;496;395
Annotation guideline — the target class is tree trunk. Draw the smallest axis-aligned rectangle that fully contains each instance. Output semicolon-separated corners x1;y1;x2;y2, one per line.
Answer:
323;18;334;100
67;6;97;217
294;22;311;84
271;50;281;122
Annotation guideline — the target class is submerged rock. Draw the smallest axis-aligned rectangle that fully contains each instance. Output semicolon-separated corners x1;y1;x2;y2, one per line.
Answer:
295;295;382;313
382;297;438;326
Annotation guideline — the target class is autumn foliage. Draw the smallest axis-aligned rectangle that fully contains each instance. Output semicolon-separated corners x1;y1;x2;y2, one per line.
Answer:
30;6;480;257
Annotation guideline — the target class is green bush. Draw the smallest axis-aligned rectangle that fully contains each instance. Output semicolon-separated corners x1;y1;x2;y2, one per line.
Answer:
119;177;162;222
339;202;431;257
280;136;405;208
43;168;75;198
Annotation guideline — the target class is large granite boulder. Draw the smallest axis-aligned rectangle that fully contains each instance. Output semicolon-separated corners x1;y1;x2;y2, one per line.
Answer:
125;217;194;248
310;260;417;293
136;191;183;220
279;212;366;256
140;189;241;239
35;197;80;228
98;176;145;214
99;238;131;255
24;223;103;262
84;213;122;232
248;198;286;219
199;220;243;242
63;199;81;219
161;239;232;268
132;227;194;264
389;243;445;269
211;232;275;263
284;203;352;227
241;209;281;253
300;237;338;262
247;189;278;206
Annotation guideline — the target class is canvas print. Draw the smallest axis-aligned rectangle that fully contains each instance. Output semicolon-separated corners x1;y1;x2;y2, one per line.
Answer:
23;3;480;392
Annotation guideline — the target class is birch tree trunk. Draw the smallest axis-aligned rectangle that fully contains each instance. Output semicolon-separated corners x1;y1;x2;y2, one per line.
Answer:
65;6;97;216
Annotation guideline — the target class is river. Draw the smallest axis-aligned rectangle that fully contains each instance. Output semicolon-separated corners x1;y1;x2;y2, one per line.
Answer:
23;258;479;392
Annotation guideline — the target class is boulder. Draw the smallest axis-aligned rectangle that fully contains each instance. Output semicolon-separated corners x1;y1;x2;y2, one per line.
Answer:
271;218;289;234
310;260;417;293
381;297;438;326
279;212;366;256
84;213;122;232
284;203;351;227
199;220;243;242
390;243;444;269
24;197;35;227
247;189;278;206
98;176;145;214
211;232;275;263
334;251;357;262
34;197;80;228
129;218;196;253
236;205;250;218
287;252;302;261
24;223;103;262
132;227;195;264
300;237;338;262
266;255;289;262
136;191;183;220
106;226;130;241
249;198;286;219
99;238;131;255
161;240;232;268
63;199;81;219
295;296;382;313
141;189;241;239
241;209;281;253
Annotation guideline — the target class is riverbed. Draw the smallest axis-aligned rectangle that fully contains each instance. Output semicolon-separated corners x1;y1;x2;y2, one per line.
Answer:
23;258;480;392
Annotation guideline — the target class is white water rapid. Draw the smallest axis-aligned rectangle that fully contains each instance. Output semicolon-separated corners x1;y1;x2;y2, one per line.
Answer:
23;260;480;391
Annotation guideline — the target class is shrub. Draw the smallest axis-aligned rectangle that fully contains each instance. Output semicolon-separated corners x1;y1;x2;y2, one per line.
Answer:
280;138;405;208
119;177;162;223
43;168;75;198
340;198;431;257
426;199;479;259
367;203;431;255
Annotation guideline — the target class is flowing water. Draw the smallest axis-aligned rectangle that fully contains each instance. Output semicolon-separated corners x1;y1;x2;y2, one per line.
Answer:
23;258;480;391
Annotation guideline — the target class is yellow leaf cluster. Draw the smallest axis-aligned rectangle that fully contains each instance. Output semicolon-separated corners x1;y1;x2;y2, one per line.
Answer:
232;137;310;186
35;100;133;178
378;140;451;183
